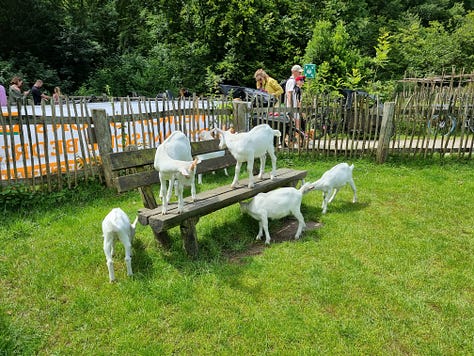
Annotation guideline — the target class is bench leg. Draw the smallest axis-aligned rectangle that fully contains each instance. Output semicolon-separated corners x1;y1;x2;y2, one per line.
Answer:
180;217;200;258
153;230;172;249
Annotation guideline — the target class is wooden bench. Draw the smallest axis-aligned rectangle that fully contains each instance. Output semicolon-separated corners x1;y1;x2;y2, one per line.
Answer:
107;139;307;257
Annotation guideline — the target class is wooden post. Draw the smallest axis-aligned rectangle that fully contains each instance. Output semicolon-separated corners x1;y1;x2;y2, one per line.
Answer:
91;109;114;187
376;102;395;164
233;101;250;132
180;217;200;258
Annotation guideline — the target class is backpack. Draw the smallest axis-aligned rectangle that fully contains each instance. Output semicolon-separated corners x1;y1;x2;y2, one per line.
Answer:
279;79;288;103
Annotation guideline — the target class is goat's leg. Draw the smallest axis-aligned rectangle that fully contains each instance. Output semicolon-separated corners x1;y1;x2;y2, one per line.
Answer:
268;147;277;180
118;231;133;277
176;183;185;213
103;237;115;282
328;188;339;203
160;175;169;215
293;208;306;239
190;177;196;202
231;161;242;188
224;168;228;176
167;176;175;202
247;157;255;188
198;173;203;185
322;191;330;214
349;179;357;203
256;221;264;241
257;154;266;179
261;214;271;244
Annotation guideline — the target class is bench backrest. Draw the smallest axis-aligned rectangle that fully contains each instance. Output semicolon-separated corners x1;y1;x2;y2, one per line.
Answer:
108;139;236;194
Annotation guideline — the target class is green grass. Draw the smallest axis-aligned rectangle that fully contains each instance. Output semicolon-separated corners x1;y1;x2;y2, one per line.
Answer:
1;156;474;354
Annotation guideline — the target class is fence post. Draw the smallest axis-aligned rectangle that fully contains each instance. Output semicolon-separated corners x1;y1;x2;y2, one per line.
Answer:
233;101;251;132
91;109;114;188
376;102;395;164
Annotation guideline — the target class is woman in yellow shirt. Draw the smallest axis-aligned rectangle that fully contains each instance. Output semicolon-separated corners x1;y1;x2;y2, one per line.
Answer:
254;69;284;104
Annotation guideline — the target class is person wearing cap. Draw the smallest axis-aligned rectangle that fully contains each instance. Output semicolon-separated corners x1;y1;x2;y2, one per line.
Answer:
254;69;283;104
285;64;304;108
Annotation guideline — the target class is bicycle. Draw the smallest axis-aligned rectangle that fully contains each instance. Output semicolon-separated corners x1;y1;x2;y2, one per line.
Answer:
427;109;457;137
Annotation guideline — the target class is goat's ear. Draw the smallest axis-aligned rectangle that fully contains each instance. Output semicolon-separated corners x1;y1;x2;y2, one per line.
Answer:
179;167;190;178
189;158;200;171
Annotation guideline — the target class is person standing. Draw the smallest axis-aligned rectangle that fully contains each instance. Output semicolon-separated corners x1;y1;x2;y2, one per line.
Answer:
31;80;50;105
8;76;30;105
52;86;62;104
254;69;284;104
285;65;304;133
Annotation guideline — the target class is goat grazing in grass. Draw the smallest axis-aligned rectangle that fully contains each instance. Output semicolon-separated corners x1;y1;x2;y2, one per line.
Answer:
196;129;229;184
310;162;357;214
102;208;138;282
239;183;314;244
154;131;200;214
215;124;280;189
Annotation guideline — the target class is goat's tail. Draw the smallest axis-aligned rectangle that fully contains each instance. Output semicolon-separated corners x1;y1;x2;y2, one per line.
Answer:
299;182;315;195
273;129;281;137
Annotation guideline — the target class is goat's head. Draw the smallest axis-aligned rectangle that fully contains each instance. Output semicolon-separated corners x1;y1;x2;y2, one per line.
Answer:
215;127;235;149
178;158;201;178
239;200;250;214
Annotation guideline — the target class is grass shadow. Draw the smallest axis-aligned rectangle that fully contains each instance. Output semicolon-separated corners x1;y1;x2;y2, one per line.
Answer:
131;238;155;280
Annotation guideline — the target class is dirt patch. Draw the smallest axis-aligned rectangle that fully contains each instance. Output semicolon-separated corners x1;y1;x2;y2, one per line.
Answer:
225;220;322;263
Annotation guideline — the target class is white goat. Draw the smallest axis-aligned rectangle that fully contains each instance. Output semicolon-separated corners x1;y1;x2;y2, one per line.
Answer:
215;124;280;188
310;163;357;214
102;208;138;282
154;131;200;214
239;183;314;244
196;129;228;184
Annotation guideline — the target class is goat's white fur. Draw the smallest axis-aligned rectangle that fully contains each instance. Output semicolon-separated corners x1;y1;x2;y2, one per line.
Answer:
215;124;280;189
239;183;314;244
102;208;138;282
196;129;228;184
310;163;357;214
154;131;200;214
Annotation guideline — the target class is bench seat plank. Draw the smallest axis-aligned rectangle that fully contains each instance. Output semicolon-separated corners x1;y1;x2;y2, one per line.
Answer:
138;168;307;232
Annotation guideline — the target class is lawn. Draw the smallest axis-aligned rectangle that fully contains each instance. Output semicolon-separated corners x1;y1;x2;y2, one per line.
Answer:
1;156;474;354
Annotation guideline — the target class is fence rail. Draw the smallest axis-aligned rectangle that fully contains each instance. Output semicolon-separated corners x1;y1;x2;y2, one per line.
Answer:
1;83;473;192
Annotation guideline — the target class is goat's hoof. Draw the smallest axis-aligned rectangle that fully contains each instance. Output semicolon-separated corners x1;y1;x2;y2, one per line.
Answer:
256;236;261;241
265;241;271;245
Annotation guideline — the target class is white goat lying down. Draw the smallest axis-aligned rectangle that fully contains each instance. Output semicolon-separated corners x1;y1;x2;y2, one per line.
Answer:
215;124;281;189
239;183;314;244
196;129;229;184
310;162;357;214
154;131;200;214
102;208;138;282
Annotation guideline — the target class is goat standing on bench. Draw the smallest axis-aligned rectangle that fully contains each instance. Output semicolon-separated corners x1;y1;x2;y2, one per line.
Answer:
154;131;200;214
102;208;138;282
240;182;315;244
215;124;281;189
310;162;357;214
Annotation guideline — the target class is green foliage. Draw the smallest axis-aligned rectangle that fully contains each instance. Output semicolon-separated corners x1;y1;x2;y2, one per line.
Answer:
1;1;474;95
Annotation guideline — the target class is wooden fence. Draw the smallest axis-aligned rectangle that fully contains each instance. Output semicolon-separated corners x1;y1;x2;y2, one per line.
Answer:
1;82;473;192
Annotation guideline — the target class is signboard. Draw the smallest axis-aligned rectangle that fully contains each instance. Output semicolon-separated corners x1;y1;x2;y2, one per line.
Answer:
304;64;316;79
